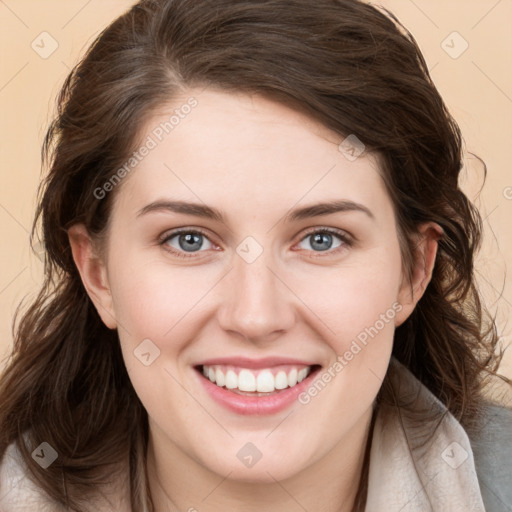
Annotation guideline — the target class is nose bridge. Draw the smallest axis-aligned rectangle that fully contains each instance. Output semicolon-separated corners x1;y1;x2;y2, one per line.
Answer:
217;242;294;341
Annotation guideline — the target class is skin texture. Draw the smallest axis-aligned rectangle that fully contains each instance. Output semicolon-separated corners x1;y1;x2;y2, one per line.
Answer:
68;88;440;512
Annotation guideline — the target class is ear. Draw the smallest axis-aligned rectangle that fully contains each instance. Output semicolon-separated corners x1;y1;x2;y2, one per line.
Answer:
68;223;117;329
395;222;443;327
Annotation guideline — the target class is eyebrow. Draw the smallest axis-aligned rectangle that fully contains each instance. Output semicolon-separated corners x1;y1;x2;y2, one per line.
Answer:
136;199;374;222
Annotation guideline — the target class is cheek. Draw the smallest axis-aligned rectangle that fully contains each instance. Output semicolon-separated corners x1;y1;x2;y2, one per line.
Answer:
108;258;205;434
294;257;401;434
108;254;211;341
294;247;403;351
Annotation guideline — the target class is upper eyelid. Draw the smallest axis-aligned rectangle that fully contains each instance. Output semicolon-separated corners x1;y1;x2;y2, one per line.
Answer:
300;226;351;239
160;226;213;241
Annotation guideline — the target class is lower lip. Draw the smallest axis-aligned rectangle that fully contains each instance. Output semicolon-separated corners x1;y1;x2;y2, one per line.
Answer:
195;367;320;415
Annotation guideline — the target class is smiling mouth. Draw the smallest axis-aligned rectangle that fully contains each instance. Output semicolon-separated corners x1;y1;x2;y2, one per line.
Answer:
195;364;322;396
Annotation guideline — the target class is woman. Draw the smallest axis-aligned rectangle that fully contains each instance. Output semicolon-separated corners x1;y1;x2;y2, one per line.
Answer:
0;0;510;510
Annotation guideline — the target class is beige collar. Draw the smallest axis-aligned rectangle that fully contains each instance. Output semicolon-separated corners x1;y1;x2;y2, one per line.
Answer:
366;357;485;511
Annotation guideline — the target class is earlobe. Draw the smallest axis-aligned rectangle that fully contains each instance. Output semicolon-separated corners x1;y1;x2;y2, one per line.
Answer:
68;224;117;330
395;222;443;327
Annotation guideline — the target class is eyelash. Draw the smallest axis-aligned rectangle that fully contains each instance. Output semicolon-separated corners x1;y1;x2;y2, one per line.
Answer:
159;227;353;259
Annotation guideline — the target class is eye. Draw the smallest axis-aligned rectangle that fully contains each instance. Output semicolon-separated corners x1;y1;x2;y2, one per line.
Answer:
159;227;352;259
296;228;352;256
160;229;216;258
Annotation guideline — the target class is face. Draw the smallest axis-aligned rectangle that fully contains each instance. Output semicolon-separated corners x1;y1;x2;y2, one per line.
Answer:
71;88;434;484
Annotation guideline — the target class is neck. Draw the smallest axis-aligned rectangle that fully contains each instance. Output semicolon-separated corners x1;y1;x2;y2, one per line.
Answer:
146;407;374;512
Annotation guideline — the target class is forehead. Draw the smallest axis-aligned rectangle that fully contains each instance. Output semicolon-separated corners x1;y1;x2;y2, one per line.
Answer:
111;88;390;221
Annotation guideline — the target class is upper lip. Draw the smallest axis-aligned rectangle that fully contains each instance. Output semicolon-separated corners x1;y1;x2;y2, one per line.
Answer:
196;356;320;369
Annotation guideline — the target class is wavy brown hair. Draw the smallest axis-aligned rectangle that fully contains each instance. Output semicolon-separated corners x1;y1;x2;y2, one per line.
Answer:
0;0;508;510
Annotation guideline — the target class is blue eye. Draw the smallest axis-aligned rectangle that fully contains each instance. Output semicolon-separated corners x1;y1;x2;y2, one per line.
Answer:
297;228;351;255
161;229;214;258
159;227;352;259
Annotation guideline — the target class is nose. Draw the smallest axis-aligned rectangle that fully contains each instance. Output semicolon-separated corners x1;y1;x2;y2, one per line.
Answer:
217;248;295;344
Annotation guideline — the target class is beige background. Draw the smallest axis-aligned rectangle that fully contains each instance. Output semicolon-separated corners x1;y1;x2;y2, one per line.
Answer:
1;1;511;401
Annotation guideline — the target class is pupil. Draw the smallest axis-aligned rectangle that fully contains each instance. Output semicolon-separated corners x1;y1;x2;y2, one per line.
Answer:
312;233;331;252
181;233;202;252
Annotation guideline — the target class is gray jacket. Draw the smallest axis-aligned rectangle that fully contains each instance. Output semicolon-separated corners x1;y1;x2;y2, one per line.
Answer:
471;402;512;511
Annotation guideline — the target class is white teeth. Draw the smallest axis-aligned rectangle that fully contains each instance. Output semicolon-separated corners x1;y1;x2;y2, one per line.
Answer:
274;371;288;390
201;365;312;393
297;368;308;382
225;370;238;390
215;368;225;387
256;370;275;392
238;369;256;392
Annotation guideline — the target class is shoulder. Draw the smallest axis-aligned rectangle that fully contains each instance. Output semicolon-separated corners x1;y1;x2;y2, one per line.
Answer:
0;440;133;512
468;401;512;512
0;441;63;512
